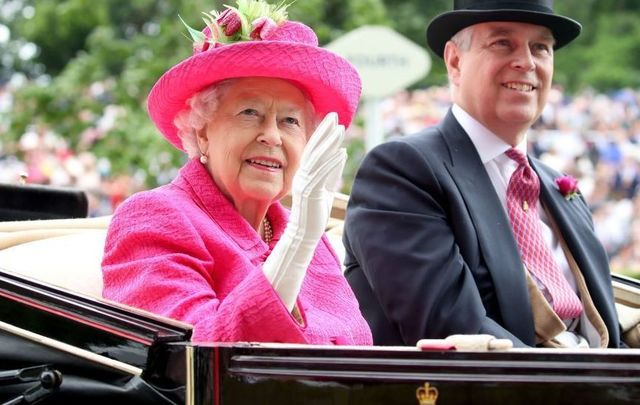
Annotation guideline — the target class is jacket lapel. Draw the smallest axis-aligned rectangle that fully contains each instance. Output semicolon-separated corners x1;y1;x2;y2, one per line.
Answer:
529;160;593;249
175;159;267;256
440;113;535;343
531;158;620;346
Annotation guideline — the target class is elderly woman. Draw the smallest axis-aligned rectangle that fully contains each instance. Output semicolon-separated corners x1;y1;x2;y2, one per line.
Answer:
101;0;372;345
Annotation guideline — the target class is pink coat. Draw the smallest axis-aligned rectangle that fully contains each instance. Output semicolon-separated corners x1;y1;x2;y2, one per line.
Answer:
102;159;372;345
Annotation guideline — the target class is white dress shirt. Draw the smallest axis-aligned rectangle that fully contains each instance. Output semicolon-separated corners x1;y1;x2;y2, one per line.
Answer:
452;104;598;347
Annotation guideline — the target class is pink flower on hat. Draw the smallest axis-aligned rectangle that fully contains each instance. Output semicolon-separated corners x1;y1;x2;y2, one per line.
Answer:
181;0;292;50
216;8;242;36
250;16;278;40
193;25;213;53
555;175;579;200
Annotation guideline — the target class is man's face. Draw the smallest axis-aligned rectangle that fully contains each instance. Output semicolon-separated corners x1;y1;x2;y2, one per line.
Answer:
445;21;555;144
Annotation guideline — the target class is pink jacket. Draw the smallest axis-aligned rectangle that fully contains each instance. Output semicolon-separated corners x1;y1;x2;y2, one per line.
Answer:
102;159;372;345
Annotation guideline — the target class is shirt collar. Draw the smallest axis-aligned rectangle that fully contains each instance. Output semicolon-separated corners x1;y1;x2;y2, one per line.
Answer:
451;104;527;163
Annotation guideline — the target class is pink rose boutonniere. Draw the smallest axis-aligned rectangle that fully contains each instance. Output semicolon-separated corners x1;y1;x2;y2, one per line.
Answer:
555;175;579;200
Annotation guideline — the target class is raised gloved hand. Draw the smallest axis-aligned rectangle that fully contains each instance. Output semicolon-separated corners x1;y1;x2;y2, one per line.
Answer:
262;112;346;312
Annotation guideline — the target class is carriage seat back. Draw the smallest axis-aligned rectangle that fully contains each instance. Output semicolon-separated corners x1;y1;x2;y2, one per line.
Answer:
0;217;110;297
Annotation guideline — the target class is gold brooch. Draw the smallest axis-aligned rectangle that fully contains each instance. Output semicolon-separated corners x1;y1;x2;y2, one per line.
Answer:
522;200;529;212
416;382;439;405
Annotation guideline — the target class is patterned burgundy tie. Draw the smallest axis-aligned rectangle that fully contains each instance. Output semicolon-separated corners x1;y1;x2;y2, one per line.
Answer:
505;148;583;319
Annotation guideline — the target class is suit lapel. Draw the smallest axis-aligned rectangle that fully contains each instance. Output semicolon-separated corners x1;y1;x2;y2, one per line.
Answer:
531;159;620;345
440;113;535;343
530;160;592;247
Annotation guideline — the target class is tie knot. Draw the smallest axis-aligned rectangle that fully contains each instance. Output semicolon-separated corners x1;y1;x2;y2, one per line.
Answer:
505;148;528;167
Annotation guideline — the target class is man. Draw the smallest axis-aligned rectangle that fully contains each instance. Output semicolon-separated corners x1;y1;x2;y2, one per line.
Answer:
343;0;623;348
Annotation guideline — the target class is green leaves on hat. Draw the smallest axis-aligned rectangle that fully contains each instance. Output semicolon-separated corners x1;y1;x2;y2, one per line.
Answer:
181;0;292;50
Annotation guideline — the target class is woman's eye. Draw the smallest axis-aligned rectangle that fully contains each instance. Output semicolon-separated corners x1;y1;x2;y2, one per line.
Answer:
240;108;258;116
283;117;300;126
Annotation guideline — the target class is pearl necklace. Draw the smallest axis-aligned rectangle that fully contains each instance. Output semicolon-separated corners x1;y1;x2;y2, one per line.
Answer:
262;217;273;244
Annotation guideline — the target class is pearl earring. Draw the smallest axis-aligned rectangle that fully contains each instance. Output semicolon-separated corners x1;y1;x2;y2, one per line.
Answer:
199;153;208;165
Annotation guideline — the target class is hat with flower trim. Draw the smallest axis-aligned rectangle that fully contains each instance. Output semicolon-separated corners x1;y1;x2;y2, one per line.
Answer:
147;0;361;151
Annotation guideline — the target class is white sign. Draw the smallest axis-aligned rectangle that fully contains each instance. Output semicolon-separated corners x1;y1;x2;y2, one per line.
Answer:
326;25;431;99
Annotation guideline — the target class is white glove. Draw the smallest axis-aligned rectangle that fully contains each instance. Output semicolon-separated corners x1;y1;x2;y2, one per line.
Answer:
262;112;347;312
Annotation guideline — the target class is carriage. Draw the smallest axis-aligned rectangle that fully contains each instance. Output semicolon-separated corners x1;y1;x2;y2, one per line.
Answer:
1;183;639;404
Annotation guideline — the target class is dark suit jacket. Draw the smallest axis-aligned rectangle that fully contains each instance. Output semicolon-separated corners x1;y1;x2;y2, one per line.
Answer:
343;111;622;348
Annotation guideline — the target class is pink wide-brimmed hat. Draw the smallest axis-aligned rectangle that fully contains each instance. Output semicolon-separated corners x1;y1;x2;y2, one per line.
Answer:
147;1;362;151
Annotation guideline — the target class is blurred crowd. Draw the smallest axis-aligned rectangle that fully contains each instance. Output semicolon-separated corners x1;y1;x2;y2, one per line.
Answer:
1;81;640;275
0;79;146;217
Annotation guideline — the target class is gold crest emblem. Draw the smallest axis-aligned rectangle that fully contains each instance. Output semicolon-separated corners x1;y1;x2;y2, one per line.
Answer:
416;382;439;405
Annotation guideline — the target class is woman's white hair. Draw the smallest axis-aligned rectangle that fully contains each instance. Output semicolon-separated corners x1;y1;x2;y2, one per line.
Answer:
173;79;235;158
173;79;319;158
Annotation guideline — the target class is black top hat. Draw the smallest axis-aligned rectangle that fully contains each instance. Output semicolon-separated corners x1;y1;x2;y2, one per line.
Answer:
426;0;581;58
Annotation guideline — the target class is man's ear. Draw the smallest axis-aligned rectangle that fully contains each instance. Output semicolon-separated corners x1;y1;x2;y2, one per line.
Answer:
443;41;462;86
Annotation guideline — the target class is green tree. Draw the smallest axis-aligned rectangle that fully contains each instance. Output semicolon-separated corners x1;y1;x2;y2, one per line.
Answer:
6;0;394;187
7;0;213;185
381;0;449;85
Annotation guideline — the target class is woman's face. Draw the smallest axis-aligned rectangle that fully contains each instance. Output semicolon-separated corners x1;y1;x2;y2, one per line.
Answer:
199;77;311;208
